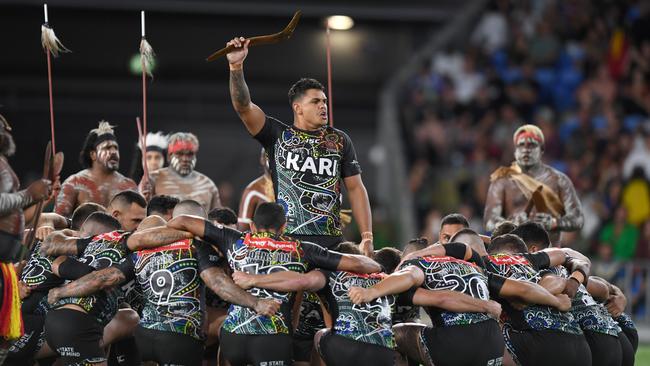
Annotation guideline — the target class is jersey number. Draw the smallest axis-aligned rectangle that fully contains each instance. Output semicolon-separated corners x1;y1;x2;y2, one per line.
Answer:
151;270;174;305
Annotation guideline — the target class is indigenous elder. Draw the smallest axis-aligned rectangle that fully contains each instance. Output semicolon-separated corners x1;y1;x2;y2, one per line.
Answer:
484;124;583;245
55;121;136;217
0;113;54;363
140;132;221;212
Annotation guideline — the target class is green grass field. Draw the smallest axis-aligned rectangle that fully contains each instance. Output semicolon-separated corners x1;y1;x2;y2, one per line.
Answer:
638;345;650;365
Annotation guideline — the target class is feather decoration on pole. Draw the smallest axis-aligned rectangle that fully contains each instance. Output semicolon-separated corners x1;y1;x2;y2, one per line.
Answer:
139;11;155;185
41;3;69;155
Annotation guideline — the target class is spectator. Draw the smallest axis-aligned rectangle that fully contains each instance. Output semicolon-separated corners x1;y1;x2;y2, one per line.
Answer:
599;206;640;260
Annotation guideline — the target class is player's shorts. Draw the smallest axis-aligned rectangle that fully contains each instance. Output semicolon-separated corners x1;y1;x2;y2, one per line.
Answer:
421;320;504;366
318;330;400;366
583;330;621;366
4;314;46;366
219;329;293;366
618;331;635;366
44;308;105;365
135;326;203;366
503;327;591;366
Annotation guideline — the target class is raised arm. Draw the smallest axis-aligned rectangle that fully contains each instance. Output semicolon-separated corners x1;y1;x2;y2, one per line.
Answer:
227;37;266;135
232;270;326;292
402;242;477;264
47;266;126;304
412;289;502;319
200;266;279;317
349;265;424;304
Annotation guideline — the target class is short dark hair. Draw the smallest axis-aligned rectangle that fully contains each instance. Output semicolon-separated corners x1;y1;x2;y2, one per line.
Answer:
491;221;517;240
252;202;286;231
147;195;180;216
208;207;238;226
173;200;206;218
440;213;469;229
510;221;551;249
288;78;325;104
488;234;528;255
333;241;361;255
374;247;402;274
109;190;147;209
403;237;429;257
70;203;106;230
83;211;121;232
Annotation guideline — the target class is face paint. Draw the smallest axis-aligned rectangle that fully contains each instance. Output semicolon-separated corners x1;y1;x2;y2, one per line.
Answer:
145;151;165;172
170;150;196;176
96;141;120;171
514;138;542;168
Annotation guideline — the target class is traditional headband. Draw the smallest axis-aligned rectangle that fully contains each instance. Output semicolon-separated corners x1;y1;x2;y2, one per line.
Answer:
168;140;198;154
513;124;544;146
93;133;117;148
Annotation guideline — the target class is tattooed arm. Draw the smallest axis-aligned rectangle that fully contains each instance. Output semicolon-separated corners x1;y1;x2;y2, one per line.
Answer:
556;172;584;231
200;266;280;317
48;266;126;304
39;231;82;257
227;37;266;135
483;178;507;232
126;226;194;251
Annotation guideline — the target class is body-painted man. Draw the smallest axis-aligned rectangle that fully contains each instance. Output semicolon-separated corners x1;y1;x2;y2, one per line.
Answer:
140;132;221;212
484;124;584;245
0;113;53;363
237;149;274;231
54;122;137;217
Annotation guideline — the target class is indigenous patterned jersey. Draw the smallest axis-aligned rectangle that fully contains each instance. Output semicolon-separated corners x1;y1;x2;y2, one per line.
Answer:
53;231;131;325
254;117;361;237
294;291;326;339
20;240;65;314
319;270;396;349
204;222;342;335
484;252;582;334
116;238;221;340
542;266;620;336
400;256;492;327
615;313;636;331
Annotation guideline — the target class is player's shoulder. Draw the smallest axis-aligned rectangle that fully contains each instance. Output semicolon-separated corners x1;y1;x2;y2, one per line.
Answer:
543;164;571;182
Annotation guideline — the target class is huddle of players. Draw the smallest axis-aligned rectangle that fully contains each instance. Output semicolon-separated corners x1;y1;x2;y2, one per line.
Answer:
7;190;638;366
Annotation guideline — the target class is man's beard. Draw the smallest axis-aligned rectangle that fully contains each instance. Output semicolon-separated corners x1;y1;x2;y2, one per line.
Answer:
98;150;119;171
170;155;196;176
514;147;542;168
0;132;16;157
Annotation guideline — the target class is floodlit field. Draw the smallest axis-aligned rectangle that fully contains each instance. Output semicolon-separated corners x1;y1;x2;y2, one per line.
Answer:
638;344;650;365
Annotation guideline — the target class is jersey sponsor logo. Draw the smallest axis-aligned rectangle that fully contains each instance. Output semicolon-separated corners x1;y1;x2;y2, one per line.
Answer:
139;239;192;255
420;255;478;267
92;230;124;243
243;234;300;253
488;255;531;266
284;151;337;177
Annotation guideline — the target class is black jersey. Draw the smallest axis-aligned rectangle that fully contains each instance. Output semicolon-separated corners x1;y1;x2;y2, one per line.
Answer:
254;117;361;237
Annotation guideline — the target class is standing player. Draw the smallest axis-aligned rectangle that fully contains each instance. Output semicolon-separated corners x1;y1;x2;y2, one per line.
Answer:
225;37;372;253
484;124;583;245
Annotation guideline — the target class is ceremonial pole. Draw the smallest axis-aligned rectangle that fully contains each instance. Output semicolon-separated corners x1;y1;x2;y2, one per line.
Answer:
41;3;68;155
139;10;155;184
